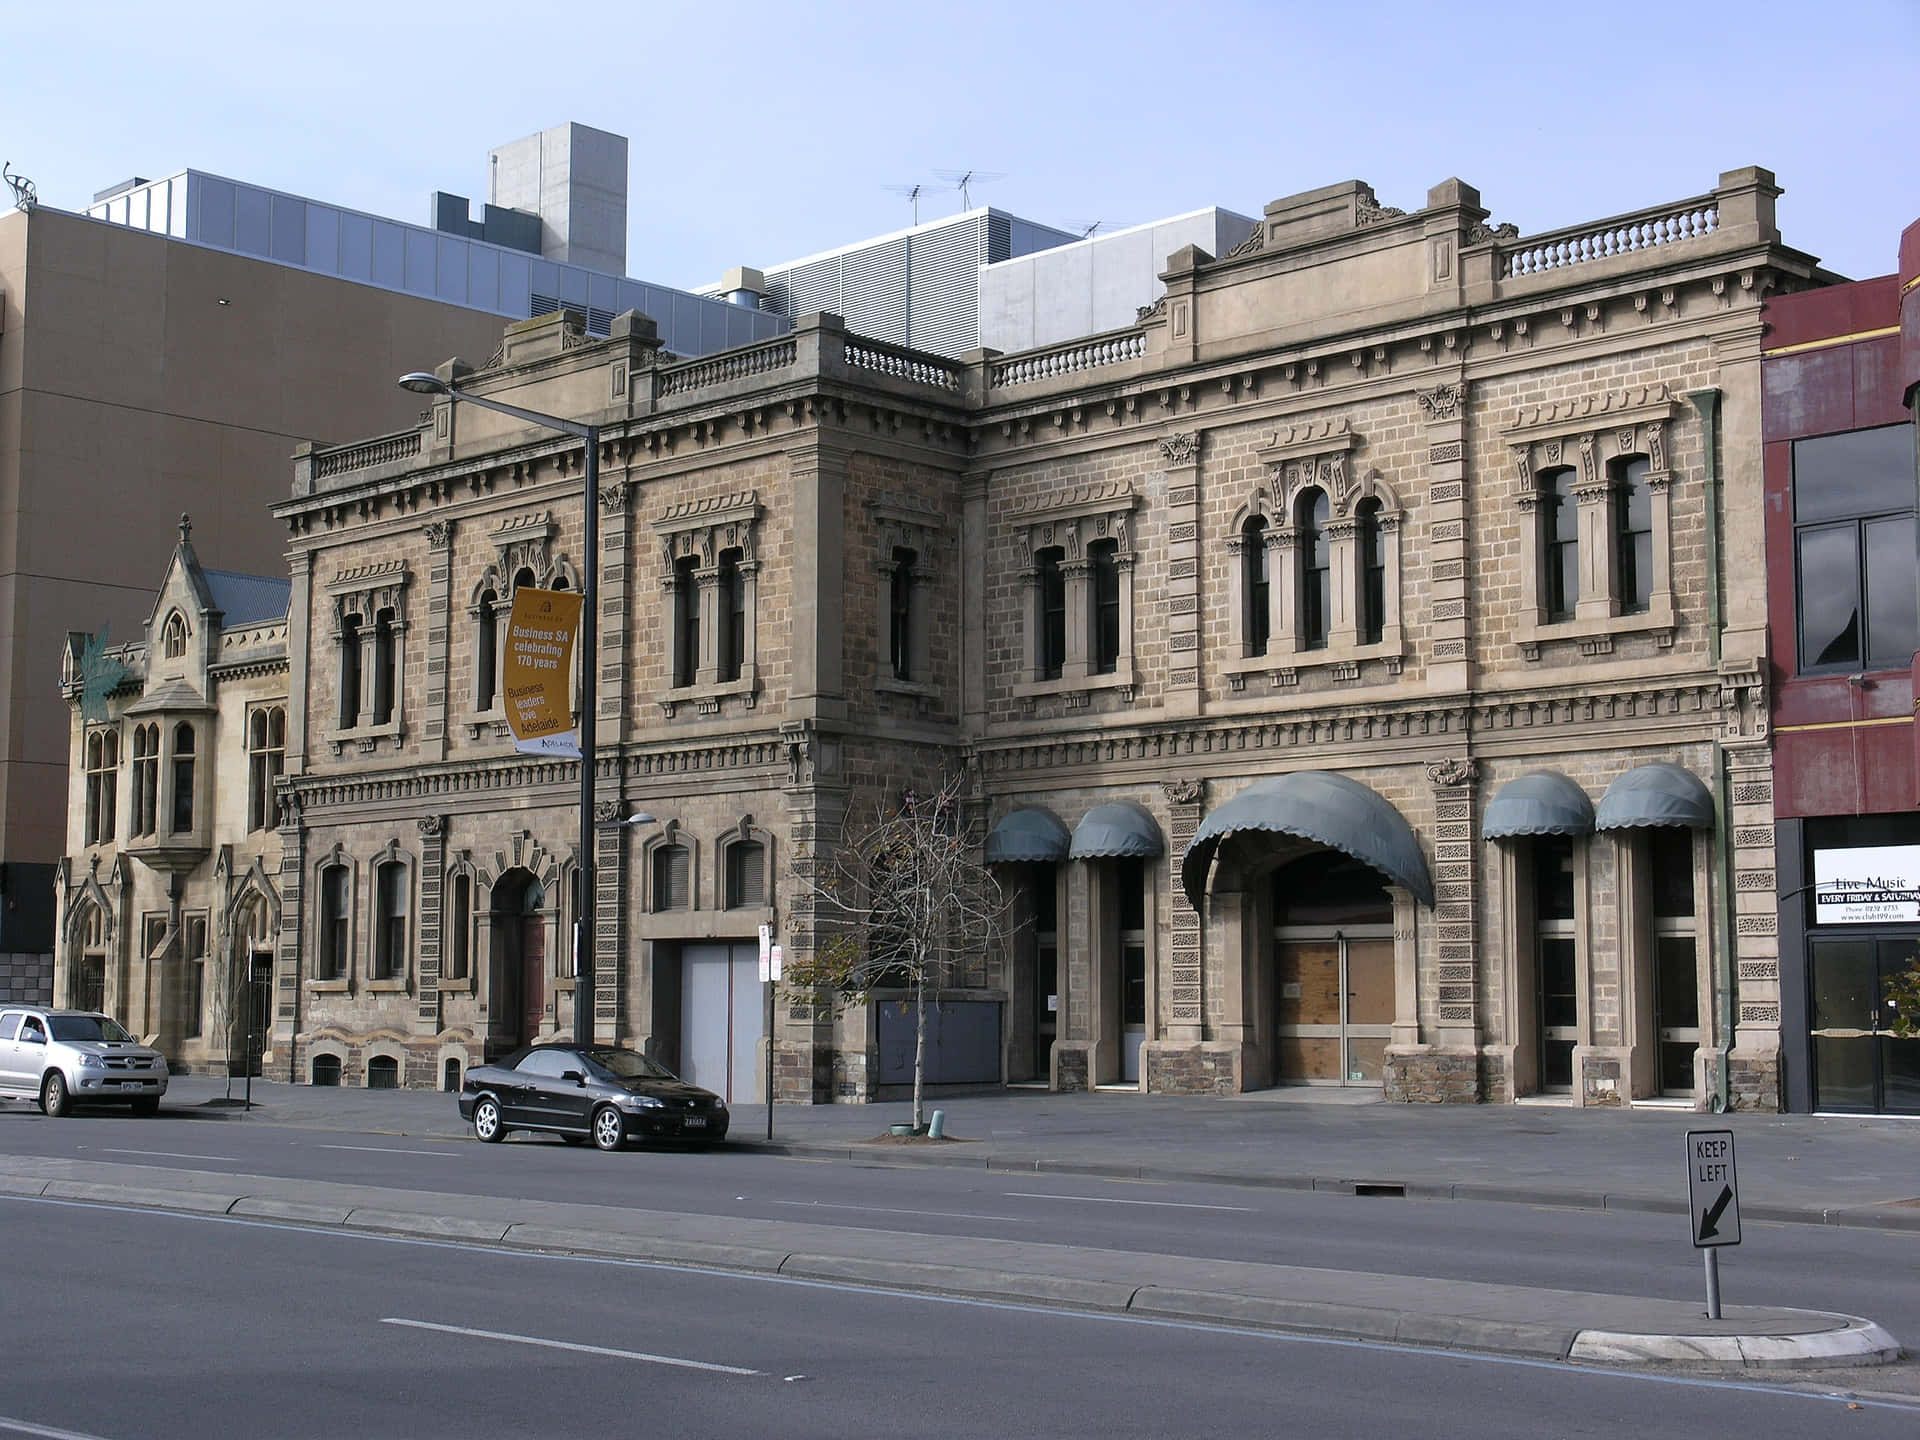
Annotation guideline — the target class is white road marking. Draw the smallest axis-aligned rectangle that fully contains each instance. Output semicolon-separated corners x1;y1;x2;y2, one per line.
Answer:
1004;1192;1253;1212
96;1148;234;1162
315;1144;456;1157
769;1199;1037;1223
381;1317;761;1375
0;1415;117;1440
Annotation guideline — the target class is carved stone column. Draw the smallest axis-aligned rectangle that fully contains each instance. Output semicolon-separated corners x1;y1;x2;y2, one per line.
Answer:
598;479;636;746
272;792;305;1082
1162;778;1205;1042
1721;663;1781;1110
593;799;625;1042
416;815;446;1033
420;520;453;759
1427;756;1480;1055
1417;380;1474;692
1160;431;1204;718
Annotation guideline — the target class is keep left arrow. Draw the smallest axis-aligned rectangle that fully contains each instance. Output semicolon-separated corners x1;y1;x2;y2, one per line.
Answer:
1698;1183;1733;1239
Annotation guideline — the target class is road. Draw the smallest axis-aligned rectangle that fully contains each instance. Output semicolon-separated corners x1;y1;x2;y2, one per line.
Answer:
3;1198;1915;1440
4;1101;1919;1353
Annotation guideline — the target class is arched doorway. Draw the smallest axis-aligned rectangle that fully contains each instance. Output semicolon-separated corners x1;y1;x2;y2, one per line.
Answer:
1271;851;1394;1087
229;899;273;1078
489;869;549;1051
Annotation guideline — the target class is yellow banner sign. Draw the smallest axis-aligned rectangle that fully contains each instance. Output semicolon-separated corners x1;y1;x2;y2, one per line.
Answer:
502;586;584;757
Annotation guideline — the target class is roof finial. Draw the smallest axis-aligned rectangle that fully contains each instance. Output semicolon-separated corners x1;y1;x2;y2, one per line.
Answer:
178;513;191;544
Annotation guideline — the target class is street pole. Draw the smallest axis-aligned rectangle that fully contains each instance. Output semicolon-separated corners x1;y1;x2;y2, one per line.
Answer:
575;430;599;1047
397;372;600;1050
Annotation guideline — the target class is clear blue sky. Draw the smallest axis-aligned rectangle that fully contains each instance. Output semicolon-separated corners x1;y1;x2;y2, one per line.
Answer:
6;0;1915;286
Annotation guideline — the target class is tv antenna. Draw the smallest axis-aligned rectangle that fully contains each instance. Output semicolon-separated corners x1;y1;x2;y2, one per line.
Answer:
3;163;37;211
935;168;1005;211
883;182;925;226
1064;219;1127;240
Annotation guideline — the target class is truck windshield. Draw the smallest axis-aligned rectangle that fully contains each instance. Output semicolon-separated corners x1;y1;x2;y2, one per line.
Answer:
49;1015;136;1044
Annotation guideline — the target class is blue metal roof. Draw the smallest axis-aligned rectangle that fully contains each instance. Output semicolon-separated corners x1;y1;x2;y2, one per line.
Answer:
203;569;290;627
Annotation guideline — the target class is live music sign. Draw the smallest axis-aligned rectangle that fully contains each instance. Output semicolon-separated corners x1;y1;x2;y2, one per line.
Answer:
1686;1129;1741;1248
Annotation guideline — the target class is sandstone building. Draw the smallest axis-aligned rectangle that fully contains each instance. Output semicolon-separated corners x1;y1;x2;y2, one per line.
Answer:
61;167;1833;1108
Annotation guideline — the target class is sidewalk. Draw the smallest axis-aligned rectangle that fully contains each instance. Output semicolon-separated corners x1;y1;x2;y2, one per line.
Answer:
156;1076;1920;1229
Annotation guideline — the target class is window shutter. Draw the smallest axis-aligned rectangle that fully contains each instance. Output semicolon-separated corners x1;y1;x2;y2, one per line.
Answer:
730;842;765;908
655;845;691;911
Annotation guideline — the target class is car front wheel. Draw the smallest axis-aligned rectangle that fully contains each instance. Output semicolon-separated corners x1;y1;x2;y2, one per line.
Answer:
40;1072;71;1118
471;1096;505;1143
591;1105;626;1152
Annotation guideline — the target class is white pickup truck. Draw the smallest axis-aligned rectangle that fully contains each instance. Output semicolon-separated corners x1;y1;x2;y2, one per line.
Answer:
0;1006;169;1116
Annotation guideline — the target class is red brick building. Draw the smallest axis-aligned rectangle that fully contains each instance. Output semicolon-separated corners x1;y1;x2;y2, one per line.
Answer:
1764;219;1920;1113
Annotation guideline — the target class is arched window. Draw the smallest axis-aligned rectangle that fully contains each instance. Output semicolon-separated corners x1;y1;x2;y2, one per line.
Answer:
366;1055;399;1089
1035;547;1066;680
889;548;917;681
1089;540;1121;675
373;859;409;981
1242;517;1270;657
161;611;187;659
673;555;700;687
319;863;351;980
652;844;691;912
726;840;766;909
1541;468;1579;622
1296;489;1330;650
170;723;196;834
247;706;285;833
718;547;746;683
446;871;472;981
338;612;362;727
372;608;397;727
311;1053;342;1086
130;724;159;837
1357;498;1386;646
475;590;498;709
443;1057;462;1092
85;729;119;845
1614;456;1652;615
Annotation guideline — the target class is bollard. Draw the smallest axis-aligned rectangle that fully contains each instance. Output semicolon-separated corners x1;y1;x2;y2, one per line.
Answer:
927;1109;946;1140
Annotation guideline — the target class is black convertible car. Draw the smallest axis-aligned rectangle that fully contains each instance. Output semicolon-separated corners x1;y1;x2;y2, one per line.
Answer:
458;1044;729;1151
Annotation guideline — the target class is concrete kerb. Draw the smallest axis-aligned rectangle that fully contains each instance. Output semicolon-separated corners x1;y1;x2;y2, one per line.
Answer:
747;1138;1920;1232
10;1171;1901;1373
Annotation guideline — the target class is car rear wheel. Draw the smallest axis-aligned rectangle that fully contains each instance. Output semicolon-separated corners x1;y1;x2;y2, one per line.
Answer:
591;1105;626;1152
471;1096;505;1143
130;1096;159;1117
40;1072;70;1118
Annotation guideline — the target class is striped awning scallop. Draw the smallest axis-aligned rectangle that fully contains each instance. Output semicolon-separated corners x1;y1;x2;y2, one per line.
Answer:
1482;772;1596;840
1594;763;1716;831
1067;801;1165;860
983;807;1073;864
1180;770;1434;910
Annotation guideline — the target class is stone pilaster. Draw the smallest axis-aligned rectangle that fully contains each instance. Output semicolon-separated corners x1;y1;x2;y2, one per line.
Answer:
1417;379;1473;693
415;815;445;1032
1427;756;1480;1053
1160;432;1204;717
782;720;848;1101
598;478;636;743
273;796;305;1082
1161;778;1205;1039
593;798;624;1041
1721;662;1780;1109
421;520;453;759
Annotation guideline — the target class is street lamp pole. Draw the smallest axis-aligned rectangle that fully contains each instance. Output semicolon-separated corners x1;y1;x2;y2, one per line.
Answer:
399;371;599;1047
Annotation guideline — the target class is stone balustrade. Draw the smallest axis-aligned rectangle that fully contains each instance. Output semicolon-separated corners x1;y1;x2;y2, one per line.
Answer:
990;329;1147;389
1502;199;1719;279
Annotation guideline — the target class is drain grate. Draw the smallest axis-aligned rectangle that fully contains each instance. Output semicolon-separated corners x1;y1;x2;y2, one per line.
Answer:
1353;1183;1406;1198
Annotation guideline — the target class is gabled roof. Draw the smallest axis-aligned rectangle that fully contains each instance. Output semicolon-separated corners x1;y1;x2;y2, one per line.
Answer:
203;569;291;628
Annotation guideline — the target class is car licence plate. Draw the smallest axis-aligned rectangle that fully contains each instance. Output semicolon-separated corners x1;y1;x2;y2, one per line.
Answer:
683;1116;707;1128
119;1080;143;1089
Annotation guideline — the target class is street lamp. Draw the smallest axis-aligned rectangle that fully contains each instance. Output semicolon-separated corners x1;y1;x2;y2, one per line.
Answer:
399;370;602;1048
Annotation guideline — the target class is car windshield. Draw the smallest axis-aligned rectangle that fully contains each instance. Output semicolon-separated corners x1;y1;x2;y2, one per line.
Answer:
49;1015;135;1044
584;1048;676;1081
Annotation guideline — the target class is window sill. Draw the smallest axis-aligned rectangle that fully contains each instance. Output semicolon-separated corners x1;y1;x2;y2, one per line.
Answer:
436;976;474;993
659;671;760;718
874;676;942;716
1517;604;1676;660
1013;669;1138;709
367;977;409;993
329;722;405;756
1224;639;1405;689
305;978;351;994
465;708;509;740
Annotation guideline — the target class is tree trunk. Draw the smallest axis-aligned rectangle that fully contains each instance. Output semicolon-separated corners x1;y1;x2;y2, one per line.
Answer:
912;965;927;1132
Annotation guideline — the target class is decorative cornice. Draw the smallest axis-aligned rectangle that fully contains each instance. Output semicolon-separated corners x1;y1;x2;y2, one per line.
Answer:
1425;756;1478;788
654;490;762;533
1258;418;1356;463
1503;384;1680;443
1159;432;1199;465
1006;480;1139;524
1416;384;1462;421
492;510;555;545
327;559;411;593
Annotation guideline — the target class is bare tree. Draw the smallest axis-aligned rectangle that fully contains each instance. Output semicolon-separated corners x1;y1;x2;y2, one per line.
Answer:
203;947;247;1096
783;771;1017;1131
